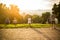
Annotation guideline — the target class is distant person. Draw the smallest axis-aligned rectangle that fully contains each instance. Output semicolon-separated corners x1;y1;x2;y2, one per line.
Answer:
55;18;58;24
28;18;31;27
28;18;31;24
51;14;56;29
12;18;17;27
5;17;10;24
13;18;17;24
48;17;51;24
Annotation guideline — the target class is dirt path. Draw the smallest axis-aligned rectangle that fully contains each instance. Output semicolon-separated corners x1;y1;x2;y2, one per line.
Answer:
0;28;60;40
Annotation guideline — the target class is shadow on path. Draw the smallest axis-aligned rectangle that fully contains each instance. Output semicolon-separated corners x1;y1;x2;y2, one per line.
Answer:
0;29;3;40
31;28;51;40
54;28;60;32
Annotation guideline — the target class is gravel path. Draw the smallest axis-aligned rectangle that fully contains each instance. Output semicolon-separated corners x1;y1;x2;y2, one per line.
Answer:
0;28;60;40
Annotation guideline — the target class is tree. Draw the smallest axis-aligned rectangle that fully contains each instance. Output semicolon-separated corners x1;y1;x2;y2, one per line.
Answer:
0;3;23;24
10;4;23;23
41;12;50;24
0;3;8;23
32;15;41;23
52;2;60;23
57;2;60;23
52;3;58;15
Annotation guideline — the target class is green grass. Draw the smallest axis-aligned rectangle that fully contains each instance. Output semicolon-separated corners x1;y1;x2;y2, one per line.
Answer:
31;24;52;28
0;24;53;28
56;24;60;28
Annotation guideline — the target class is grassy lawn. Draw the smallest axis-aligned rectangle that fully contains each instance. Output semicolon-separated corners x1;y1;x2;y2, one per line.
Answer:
0;24;53;28
0;24;60;28
56;24;60;28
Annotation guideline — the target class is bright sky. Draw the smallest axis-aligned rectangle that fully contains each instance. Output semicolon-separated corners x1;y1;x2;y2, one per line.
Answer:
0;0;60;10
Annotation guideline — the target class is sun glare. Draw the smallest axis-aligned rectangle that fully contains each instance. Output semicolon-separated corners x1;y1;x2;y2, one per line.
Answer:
0;0;52;10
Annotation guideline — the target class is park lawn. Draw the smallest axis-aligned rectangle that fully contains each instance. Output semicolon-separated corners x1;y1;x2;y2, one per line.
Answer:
0;24;53;28
1;24;60;28
31;24;52;28
56;24;60;28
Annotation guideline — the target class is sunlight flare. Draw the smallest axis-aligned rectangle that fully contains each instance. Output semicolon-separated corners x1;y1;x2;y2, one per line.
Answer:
0;0;53;10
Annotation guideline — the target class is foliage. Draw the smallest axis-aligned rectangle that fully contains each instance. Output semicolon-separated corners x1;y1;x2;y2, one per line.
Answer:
32;15;41;23
52;2;60;23
0;3;23;24
0;3;51;24
41;12;50;24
